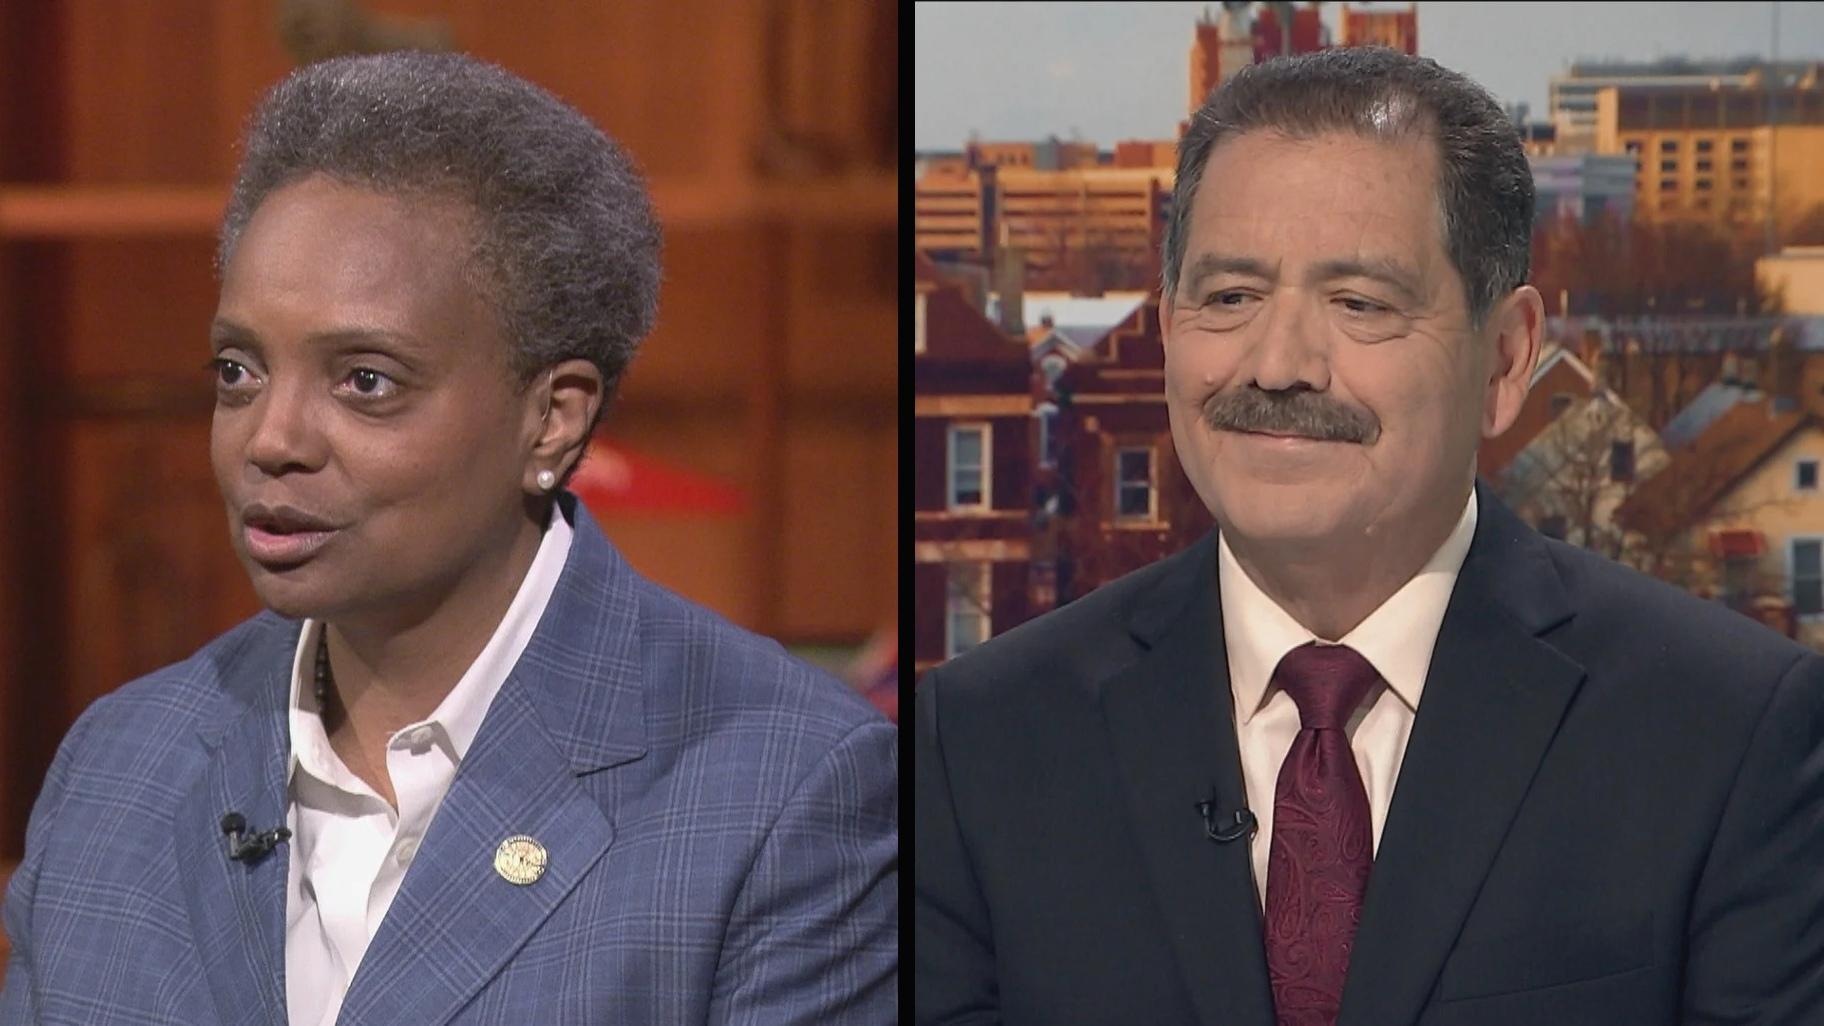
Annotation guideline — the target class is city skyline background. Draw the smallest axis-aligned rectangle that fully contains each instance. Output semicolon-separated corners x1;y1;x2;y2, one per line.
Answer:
915;1;1824;150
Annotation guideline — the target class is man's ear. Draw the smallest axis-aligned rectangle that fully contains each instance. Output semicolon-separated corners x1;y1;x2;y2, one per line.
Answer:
1482;285;1544;440
523;358;604;494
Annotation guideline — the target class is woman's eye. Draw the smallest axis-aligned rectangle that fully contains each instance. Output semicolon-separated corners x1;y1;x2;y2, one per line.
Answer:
212;358;253;387
343;367;398;398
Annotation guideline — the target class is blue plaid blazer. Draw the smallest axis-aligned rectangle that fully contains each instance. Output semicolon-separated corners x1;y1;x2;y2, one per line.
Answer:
0;497;897;1025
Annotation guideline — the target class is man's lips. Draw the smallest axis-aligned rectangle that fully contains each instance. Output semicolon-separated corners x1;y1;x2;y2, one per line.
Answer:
1231;428;1342;442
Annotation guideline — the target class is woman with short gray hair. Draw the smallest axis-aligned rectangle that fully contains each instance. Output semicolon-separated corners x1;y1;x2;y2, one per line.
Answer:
1;51;896;1026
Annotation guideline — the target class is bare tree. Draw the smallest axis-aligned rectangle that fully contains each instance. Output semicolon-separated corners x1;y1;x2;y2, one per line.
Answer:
1494;393;1663;562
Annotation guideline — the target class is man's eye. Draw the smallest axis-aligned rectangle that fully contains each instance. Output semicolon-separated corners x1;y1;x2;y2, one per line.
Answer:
1208;291;1253;307
1339;297;1389;315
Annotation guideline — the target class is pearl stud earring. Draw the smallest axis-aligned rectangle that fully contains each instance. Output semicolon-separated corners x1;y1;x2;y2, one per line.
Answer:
536;469;557;491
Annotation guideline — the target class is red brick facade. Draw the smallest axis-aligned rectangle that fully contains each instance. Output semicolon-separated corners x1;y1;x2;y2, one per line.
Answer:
916;275;1214;674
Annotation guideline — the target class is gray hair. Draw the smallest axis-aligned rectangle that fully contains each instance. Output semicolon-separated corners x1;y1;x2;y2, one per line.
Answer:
218;50;662;410
1164;47;1533;329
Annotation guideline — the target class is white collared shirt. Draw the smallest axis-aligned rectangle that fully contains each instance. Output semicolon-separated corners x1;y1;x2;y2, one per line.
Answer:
283;510;573;1026
1219;489;1478;906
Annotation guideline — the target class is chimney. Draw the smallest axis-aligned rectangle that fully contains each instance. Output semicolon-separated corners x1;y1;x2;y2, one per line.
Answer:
1769;325;1802;413
993;221;1026;335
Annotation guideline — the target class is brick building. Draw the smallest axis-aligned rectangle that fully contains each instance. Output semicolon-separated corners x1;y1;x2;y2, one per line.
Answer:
913;256;1036;675
1338;2;1417;54
914;264;1218;673
1035;296;1213;605
1189;2;1331;111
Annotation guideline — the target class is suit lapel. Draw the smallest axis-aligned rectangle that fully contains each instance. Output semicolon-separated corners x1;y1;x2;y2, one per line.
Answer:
334;498;647;1026
1338;487;1586;1026
1098;535;1277;1026
331;685;622;1026
175;631;296;1026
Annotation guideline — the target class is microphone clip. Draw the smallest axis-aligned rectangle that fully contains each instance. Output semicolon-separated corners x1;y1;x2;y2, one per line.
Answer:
221;812;291;864
1196;794;1257;844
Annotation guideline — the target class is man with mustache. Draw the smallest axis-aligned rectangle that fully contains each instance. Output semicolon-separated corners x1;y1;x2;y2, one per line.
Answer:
916;48;1824;1026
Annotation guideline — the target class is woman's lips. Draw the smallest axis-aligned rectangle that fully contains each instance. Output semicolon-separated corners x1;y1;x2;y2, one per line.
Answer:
242;524;338;567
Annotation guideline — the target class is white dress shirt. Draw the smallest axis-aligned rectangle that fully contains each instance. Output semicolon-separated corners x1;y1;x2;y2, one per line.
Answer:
283;510;573;1026
1220;489;1478;906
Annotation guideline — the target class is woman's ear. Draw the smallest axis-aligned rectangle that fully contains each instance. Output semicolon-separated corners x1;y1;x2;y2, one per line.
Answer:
524;359;603;493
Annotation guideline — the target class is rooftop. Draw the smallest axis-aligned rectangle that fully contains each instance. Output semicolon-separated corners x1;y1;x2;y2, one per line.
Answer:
1615;399;1813;536
1560;56;1819;79
987;291;1149;347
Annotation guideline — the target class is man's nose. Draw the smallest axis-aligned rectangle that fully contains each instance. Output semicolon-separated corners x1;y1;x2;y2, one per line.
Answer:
1244;290;1330;394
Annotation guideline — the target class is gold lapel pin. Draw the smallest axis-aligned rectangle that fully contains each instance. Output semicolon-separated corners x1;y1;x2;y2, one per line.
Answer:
494;835;548;885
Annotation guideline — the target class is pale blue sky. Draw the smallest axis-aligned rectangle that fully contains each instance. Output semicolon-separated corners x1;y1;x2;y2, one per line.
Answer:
915;2;1824;150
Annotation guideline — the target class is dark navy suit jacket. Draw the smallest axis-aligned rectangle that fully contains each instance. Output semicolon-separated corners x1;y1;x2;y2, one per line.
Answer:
917;484;1824;1025
3;497;897;1025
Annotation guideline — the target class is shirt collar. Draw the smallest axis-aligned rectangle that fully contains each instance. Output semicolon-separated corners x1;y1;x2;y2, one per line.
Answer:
1220;488;1478;725
286;504;575;781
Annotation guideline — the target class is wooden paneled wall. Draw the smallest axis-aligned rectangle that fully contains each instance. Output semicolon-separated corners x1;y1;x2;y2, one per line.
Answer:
0;0;897;859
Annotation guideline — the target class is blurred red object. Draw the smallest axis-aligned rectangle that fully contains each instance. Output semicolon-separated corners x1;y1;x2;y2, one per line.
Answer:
570;439;744;516
846;625;898;723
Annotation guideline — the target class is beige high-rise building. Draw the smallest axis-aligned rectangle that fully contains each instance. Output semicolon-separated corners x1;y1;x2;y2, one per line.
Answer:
1592;67;1824;236
913;162;1174;288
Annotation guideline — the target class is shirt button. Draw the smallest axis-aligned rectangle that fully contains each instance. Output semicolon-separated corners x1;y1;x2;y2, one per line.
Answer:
397;838;420;865
398;725;434;749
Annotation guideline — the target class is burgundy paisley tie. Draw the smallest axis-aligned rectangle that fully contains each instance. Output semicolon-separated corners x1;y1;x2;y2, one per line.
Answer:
1262;642;1380;1026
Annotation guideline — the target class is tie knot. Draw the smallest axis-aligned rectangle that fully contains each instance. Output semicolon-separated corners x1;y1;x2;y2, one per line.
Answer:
1272;642;1380;731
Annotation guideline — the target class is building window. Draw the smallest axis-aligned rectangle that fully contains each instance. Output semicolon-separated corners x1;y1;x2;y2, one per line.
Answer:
1695;138;1714;153
1539;514;1568;540
948;424;989;510
1659;178;1677;193
1733;177;1750;192
1550;392;1574;417
915;293;927;354
945;562;991;657
1731;158;1749;173
1624;140;1642;155
1034;402;1059;469
1115;446;1155;521
1695;159;1713;173
1793;539;1824;615
1660;139;1678;153
1695;179;1712;192
1722;549;1760;609
1611;440;1635;483
1659;159;1677;173
1731;138;1749;153
1799;459;1819;492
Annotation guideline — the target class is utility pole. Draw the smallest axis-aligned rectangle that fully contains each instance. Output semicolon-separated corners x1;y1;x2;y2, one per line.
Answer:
1766;1;1780;256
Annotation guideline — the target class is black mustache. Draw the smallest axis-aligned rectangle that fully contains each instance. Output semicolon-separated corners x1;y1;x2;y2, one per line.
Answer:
1201;388;1379;444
